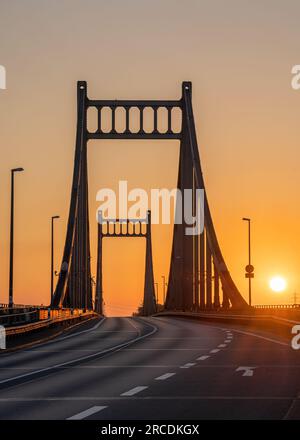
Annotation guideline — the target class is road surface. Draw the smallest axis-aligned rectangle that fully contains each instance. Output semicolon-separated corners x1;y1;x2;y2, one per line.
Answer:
0;316;299;420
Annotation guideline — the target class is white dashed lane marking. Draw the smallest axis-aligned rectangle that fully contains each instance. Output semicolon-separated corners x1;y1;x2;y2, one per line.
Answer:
121;386;148;396
218;344;226;348
155;373;176;381
180;363;196;369
210;349;220;354
67;405;107;420
197;355;210;361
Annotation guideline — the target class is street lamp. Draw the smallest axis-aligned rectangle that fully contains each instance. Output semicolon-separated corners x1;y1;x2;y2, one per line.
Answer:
242;217;253;306
154;282;159;304
161;275;167;304
9;167;24;308
51;215;60;304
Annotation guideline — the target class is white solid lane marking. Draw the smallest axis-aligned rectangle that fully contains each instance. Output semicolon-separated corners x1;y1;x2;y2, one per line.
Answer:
67;405;107;420
236;366;256;377
165;318;290;347
197;355;210;361
126;318;142;336
55;318;106;343
121;386;148;396
227;329;289;347
218;344;226;348
123;348;205;351
0;322;158;386
155;373;176;381
13;317;106;353
180;363;196;369
0;396;291;402
210;349;220;353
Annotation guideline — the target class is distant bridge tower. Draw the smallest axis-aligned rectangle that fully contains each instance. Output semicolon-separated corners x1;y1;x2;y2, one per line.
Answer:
95;212;157;316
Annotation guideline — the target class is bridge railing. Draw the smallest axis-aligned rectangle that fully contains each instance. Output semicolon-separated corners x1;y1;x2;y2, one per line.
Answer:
254;304;300;309
0;304;44;311
0;306;93;328
0;308;40;327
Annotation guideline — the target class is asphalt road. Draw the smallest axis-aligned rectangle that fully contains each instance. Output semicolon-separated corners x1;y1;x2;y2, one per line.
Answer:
0;316;299;420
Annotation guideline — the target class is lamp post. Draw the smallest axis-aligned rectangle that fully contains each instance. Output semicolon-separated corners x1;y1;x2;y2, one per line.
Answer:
161;275;167;304
9;167;24;308
51;215;60;304
154;282;159;304
242;217;252;306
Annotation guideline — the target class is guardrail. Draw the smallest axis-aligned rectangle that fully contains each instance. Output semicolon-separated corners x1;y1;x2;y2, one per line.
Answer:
254;304;300;309
0;306;95;328
0;309;40;327
0;304;44;311
5;310;97;338
155;310;299;339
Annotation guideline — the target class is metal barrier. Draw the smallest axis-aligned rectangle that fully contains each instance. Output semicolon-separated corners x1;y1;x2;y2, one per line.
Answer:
5;310;97;337
254;304;300;309
0;306;89;328
0;304;44;311
0;308;40;326
155;310;299;339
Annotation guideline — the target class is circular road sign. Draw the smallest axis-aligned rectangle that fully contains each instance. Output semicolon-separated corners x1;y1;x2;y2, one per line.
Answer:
245;264;254;273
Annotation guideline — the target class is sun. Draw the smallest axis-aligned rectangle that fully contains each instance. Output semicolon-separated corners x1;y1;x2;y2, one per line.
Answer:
269;276;287;293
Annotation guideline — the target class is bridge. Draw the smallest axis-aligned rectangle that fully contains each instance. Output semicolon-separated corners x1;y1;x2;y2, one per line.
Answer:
0;82;299;420
51;80;247;314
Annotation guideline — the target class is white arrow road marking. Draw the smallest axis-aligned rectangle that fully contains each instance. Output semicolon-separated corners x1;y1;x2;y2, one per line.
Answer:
67;405;107;420
236;366;257;377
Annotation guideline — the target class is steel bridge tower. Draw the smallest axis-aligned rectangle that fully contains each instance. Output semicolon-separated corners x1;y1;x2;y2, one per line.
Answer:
51;81;248;313
95;212;157;316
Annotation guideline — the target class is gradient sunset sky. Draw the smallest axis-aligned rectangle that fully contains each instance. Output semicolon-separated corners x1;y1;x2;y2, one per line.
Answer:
0;0;300;315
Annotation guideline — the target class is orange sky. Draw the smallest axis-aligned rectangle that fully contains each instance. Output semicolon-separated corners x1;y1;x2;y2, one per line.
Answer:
0;0;300;315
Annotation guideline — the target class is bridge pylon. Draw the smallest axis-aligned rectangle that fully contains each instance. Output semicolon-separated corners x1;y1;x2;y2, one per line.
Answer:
95;211;156;317
165;82;248;311
52;80;248;313
143;211;157;316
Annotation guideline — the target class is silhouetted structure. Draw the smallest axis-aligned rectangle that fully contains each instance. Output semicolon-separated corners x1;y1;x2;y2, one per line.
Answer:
52;81;248;313
95;212;156;316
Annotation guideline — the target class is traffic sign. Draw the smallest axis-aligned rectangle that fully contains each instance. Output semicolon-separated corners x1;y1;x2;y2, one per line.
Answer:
245;264;254;273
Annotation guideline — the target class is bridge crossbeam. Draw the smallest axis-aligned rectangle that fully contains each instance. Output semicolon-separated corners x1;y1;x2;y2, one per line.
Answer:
86;98;182;139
